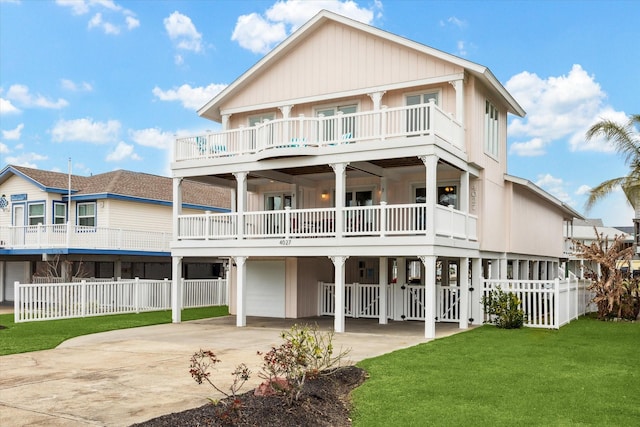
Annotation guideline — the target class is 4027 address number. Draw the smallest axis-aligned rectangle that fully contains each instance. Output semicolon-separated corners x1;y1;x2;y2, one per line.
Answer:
279;239;292;246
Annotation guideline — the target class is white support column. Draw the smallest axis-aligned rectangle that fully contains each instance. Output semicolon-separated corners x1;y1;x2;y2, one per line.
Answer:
471;257;483;325
234;172;247;240
367;91;386;110
420;255;437;339
172;178;183;241
378;256;388;325
234;256;247;327
459;170;469;212
459;257;469;329
522;260;531;280
532;261;540;280
330;163;348;238
420;155;438;244
499;256;508;280
279;105;293;119
394;257;407;321
330;256;348;333
512;259;520;280
449;78;465;124
221;113;231;131
171;256;182;323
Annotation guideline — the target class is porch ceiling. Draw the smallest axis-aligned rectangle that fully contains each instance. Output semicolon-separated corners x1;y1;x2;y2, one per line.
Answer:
188;157;458;186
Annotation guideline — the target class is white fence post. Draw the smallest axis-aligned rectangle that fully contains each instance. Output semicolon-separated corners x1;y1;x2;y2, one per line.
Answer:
134;277;140;313
81;280;87;318
13;281;20;323
554;278;560;329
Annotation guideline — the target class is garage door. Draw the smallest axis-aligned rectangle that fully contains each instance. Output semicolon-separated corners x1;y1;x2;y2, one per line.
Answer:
246;260;285;318
3;261;30;302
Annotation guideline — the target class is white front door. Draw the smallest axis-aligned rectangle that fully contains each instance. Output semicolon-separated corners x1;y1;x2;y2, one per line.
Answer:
13;204;25;246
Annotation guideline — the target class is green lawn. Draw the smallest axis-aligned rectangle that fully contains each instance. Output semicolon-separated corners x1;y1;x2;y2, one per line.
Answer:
0;306;228;356
353;317;640;426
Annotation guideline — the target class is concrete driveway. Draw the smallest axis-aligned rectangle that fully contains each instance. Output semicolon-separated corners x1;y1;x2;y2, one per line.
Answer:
0;315;467;426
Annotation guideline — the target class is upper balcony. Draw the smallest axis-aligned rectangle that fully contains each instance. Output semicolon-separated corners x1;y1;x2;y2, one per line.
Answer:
0;224;172;254
174;101;464;163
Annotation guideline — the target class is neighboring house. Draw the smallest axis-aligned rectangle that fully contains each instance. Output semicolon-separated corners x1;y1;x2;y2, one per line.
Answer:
565;218;634;277
170;11;583;337
0;165;231;302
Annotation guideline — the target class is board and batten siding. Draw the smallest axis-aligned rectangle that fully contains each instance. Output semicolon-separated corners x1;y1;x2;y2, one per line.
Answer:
223;21;463;112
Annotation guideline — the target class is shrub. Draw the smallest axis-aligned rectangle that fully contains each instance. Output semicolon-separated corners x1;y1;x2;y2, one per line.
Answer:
257;323;351;403
482;288;526;329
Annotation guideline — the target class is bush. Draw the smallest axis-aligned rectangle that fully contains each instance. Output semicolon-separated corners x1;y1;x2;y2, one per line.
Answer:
482;288;526;329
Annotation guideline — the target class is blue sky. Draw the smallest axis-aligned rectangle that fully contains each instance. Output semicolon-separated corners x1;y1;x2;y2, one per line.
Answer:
1;0;638;226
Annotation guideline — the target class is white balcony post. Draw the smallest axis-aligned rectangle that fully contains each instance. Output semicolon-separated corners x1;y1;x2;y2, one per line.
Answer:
459;257;469;329
470;257;483;325
66;220;72;248
379;256;388;325
234;256;247;327
171;256;182;323
380;106;387;140
330;255;348;333
380;201;387;237
205;211;211;240
421;155;438;244
330;163;348;238
285;206;291;238
172;178;183;240
420;255;437;339
234;172;247;240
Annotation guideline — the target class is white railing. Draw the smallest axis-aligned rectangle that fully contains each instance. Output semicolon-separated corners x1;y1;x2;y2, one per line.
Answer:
318;282;393;319
318;278;593;329
13;278;228;322
0;224;171;252
177;204;477;242
482;277;593;329
175;101;464;162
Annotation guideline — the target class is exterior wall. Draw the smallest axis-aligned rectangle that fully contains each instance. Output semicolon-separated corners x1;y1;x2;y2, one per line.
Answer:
296;257;333;317
102;199;172;232
0;175;65;227
222;20;462;114
508;183;565;257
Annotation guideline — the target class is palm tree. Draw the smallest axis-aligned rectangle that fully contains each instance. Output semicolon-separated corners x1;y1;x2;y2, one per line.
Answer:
585;114;640;250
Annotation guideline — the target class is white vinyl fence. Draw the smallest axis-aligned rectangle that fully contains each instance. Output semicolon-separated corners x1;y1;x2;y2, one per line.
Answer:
14;278;228;322
318;276;594;329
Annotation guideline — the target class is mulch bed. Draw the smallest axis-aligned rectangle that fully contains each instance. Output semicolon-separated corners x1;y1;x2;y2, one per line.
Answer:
131;366;368;427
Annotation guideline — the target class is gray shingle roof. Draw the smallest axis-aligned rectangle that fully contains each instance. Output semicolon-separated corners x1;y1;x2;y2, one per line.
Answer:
5;165;230;209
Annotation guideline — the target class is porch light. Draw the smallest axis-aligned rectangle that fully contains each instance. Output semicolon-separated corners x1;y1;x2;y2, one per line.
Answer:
321;190;329;200
444;186;455;193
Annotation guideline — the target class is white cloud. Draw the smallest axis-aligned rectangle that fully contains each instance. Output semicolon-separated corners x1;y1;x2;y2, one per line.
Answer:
56;0;89;15
2;123;24;140
57;0;138;34
232;0;380;54
508;137;547;157
0;97;21;114
506;64;628;156
106;141;141;162
575;184;591;196
6;84;68;109
61;79;93;92
51;117;120;144
0;142;8;154
152;83;227;110
535;173;573;204
129;128;174;149
4;152;47;168
446;16;467;29
568;108;631;153
164;11;203;53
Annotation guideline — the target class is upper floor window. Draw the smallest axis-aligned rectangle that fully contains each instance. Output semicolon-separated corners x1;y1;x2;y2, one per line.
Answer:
78;202;96;227
28;202;45;225
406;92;439;134
316;104;357;142
53;202;67;224
248;113;275;127
484;100;499;157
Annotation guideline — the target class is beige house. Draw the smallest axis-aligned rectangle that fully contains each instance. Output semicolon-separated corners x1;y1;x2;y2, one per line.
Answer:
0;165;230;301
170;11;582;337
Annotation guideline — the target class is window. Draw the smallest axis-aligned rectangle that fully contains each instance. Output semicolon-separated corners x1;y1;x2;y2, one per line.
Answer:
438;185;457;208
78;202;96;227
249;113;276;149
484;100;499;157
316;104;357;142
406;92;439;134
53;202;67;224
248;113;275;127
28;202;45;225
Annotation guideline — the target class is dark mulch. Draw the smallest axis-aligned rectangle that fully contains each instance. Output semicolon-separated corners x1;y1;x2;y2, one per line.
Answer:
131;366;368;427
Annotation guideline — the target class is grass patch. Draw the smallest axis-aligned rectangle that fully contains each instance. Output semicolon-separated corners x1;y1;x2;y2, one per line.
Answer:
353;317;640;426
0;306;228;356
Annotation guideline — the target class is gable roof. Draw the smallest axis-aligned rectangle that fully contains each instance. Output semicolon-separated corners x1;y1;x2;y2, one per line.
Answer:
0;165;230;210
199;10;525;122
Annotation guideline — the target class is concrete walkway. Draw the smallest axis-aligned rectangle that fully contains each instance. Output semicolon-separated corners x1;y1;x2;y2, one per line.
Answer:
0;315;469;426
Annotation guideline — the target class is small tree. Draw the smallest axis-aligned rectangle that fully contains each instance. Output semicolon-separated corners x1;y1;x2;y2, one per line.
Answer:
573;228;640;320
482;288;526;329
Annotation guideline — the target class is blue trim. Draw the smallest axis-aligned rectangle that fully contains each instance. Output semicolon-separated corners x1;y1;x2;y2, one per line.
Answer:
0;248;170;256
0;166;76;194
